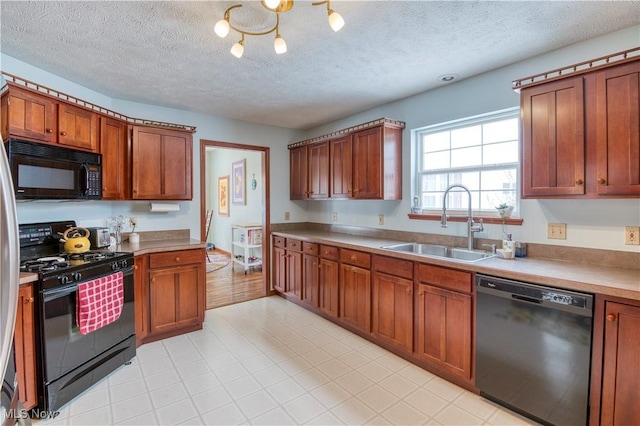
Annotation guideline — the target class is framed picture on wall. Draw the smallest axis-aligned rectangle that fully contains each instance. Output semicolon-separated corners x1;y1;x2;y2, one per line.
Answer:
218;175;229;216
232;159;246;205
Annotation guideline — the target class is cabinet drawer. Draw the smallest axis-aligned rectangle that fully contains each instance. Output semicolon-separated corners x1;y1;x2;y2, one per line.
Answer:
286;238;302;251
149;249;202;269
415;263;472;293
320;245;338;260
273;236;286;248
373;255;413;280
302;242;319;255
340;248;371;268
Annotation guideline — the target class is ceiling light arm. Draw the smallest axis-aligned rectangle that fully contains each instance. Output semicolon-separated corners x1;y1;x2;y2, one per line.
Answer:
224;4;280;37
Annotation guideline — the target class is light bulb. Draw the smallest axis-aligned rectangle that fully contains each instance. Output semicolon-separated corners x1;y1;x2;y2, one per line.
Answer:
274;35;287;54
264;0;281;9
230;40;244;58
214;19;230;38
328;10;344;32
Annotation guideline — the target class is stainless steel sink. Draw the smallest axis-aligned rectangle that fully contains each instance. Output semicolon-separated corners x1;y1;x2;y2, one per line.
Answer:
381;243;496;262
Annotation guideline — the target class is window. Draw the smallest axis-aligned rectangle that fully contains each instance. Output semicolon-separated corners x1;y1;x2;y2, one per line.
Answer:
413;108;519;215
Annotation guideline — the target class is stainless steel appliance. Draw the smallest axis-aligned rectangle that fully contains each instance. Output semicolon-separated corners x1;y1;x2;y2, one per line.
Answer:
1;137;28;426
476;274;593;426
19;221;135;413
87;227;111;249
5;138;101;200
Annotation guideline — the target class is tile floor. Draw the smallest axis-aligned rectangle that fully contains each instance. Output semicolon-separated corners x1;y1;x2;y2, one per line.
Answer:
38;296;538;425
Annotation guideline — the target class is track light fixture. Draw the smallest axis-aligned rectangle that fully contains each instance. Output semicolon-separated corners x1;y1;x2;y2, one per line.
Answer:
214;0;345;58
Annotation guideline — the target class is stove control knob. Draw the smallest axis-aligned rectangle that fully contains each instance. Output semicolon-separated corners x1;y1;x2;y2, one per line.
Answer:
111;262;119;271
59;275;69;285
73;272;82;282
119;259;128;268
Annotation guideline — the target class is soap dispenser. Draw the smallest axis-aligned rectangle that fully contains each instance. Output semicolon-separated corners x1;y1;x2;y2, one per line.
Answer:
502;233;514;256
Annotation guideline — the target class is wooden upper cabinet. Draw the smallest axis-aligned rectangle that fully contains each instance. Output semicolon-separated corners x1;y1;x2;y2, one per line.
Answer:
330;134;352;198
288;118;404;201
308;141;330;199
1;85;57;143
57;103;99;151
521;76;585;197
100;117;130;200
594;60;640;196
131;126;193;200
518;55;640;199
290;145;308;200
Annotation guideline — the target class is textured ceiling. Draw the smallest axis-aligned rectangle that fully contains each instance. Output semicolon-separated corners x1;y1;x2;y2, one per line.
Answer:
1;1;639;130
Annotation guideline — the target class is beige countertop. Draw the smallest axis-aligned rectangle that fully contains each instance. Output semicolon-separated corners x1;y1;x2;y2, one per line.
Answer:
19;237;206;285
273;230;640;301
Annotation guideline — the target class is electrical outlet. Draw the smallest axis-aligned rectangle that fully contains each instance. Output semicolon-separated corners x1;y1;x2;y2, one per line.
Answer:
378;214;384;225
332;212;338;222
129;217;138;227
547;223;567;240
284;211;290;221
625;226;640;245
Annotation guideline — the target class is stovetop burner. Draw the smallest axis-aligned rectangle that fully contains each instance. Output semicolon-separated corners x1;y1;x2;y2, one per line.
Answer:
20;257;71;273
20;251;131;274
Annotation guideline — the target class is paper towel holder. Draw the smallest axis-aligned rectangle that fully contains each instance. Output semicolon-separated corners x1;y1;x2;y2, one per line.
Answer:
149;202;180;213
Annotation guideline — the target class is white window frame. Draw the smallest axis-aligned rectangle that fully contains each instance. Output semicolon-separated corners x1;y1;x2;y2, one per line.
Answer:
411;107;520;217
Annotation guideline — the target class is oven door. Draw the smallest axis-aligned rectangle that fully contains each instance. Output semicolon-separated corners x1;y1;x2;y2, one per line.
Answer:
39;268;135;410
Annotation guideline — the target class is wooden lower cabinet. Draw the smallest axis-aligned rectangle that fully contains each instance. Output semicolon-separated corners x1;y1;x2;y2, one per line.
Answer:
319;256;339;318
415;263;473;380
14;283;37;410
138;248;205;344
592;298;640;425
339;249;371;333
271;237;302;300
302;253;320;307
371;255;414;354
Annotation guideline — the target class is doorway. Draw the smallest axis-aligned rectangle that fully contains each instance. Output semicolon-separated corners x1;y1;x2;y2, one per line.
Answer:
200;140;270;309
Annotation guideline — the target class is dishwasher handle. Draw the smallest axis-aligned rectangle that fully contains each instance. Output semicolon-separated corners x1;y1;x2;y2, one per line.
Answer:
477;274;593;316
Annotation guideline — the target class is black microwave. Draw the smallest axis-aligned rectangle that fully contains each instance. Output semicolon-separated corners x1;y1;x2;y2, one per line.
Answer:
5;138;102;200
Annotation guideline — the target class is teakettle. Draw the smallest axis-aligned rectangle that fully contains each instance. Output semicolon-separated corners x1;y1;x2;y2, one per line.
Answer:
61;227;91;254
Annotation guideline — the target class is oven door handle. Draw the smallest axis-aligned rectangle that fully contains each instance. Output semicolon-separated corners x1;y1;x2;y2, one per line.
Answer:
43;284;79;302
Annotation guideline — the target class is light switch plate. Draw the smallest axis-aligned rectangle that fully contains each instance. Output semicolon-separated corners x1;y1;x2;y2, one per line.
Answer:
284;211;290;221
625;226;640;245
332;212;337;221
547;223;567;239
378;214;384;225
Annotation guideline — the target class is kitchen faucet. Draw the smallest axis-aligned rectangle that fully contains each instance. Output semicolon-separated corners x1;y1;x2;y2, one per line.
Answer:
441;184;484;250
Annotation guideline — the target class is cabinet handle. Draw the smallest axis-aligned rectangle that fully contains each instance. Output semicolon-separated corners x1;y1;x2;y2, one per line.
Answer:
575;179;583;185
350;255;357;261
60;131;67;136
25;297;34;304
606;313;617;322
598;178;606;185
406;287;412;295
45;128;53;134
175;257;181;262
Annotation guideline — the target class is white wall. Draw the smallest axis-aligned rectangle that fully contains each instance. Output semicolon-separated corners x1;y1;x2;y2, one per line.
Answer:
299;25;640;253
205;148;262;252
3;24;640;253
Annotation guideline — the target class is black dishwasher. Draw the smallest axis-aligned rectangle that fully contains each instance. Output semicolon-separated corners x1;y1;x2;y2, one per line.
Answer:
476;274;593;426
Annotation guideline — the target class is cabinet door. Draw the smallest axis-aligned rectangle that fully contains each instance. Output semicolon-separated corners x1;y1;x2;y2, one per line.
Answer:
340;264;371;333
595;61;640;196
149;264;202;335
133;255;148;346
600;301;640;425
372;271;413;353
302;254;319;307
286;250;302;300
272;246;287;293
2;86;57;143
319;258;339;318
308;141;329;199
416;283;472;380
352;126;383;199
290;145;308;200
14;284;37;410
57;103;99;151
100;117;129;200
330;135;352;198
131;126;193;200
521;77;586;197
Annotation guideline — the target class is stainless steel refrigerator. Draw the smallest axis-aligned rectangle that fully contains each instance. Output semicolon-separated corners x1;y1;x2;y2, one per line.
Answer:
0;136;23;425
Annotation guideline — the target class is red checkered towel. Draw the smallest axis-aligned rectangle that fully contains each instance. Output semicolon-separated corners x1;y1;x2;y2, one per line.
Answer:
76;271;124;335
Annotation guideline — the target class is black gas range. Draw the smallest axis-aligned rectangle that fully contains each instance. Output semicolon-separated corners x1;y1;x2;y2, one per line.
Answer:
18;221;135;413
